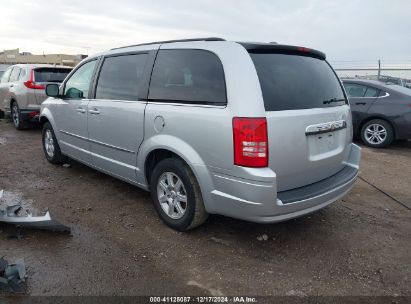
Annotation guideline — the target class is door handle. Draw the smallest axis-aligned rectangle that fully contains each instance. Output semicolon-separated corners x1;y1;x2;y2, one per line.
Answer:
89;108;100;115
355;102;366;105
10;84;14;88
76;107;86;113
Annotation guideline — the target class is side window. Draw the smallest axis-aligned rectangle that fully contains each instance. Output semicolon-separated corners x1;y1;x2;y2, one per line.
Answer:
148;49;227;105
18;69;27;80
364;86;379;97
96;54;148;101
0;67;12;83
343;83;367;98
64;60;97;99
9;67;21;82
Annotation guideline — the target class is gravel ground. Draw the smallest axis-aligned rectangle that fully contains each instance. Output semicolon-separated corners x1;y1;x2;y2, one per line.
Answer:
0;119;410;297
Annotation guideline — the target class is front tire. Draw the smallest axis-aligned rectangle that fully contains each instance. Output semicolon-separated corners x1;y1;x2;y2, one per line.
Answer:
42;122;65;164
150;157;208;231
361;119;394;148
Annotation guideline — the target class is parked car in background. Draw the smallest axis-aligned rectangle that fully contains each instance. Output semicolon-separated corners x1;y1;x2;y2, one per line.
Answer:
355;75;409;88
377;75;411;88
0;64;72;129
40;38;360;231
342;78;411;147
360;75;411;89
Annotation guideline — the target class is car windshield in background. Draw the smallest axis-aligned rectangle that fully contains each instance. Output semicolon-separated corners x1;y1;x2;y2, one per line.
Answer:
250;53;346;111
34;68;71;83
387;84;411;96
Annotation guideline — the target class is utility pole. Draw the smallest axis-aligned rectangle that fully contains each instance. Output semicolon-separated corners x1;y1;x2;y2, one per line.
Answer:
377;59;381;80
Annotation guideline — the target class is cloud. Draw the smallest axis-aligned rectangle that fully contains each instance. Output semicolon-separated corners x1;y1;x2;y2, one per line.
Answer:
0;0;409;61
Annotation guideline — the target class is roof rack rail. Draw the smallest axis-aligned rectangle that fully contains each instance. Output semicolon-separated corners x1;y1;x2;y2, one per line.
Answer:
111;37;226;50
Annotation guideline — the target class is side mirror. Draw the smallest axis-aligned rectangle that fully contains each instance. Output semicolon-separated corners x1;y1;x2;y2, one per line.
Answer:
46;83;60;97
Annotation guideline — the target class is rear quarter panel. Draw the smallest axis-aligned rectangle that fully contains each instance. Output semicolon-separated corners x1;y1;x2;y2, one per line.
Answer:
367;93;411;139
12;82;31;109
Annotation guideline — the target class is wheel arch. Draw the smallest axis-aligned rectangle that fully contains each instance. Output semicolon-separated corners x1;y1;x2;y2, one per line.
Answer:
9;96;17;109
39;109;60;140
39;115;49;126
140;135;206;186
138;135;214;212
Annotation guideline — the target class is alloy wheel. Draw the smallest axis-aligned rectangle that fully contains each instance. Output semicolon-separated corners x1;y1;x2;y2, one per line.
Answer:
364;123;387;145
157;172;187;219
44;129;55;158
12;104;19;127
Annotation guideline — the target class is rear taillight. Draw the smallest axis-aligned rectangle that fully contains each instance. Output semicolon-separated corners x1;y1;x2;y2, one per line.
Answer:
23;70;45;90
233;117;268;167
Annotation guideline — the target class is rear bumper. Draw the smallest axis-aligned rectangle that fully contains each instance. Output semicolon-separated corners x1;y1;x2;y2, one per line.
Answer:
20;109;40;123
205;143;361;223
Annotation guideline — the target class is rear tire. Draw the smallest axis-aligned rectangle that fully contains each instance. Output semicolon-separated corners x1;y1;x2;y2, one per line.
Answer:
42;122;65;164
11;101;28;130
150;157;208;231
361;119;394;148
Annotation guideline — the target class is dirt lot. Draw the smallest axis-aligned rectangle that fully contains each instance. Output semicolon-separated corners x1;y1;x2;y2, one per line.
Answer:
0;118;410;297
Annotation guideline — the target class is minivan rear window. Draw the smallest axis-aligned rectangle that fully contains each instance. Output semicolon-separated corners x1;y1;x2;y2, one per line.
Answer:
250;53;346;111
149;49;226;105
34;68;72;83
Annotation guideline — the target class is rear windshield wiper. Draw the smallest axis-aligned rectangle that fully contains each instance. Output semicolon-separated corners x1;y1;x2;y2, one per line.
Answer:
323;98;345;105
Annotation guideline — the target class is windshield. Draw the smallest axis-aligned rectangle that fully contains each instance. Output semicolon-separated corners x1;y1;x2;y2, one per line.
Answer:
34;68;72;83
250;52;347;111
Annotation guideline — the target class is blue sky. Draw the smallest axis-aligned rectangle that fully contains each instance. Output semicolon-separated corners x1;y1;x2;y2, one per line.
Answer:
0;0;409;63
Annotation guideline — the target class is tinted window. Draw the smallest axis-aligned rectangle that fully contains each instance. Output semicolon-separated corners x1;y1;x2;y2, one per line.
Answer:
364;86;379;97
250;53;346;111
149;49;226;105
343;83;368;98
64;60;97;99
96;54;147;101
0;68;12;83
34;68;71;83
9;67;21;82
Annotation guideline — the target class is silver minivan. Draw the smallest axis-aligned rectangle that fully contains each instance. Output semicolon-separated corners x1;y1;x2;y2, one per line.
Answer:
40;38;361;231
